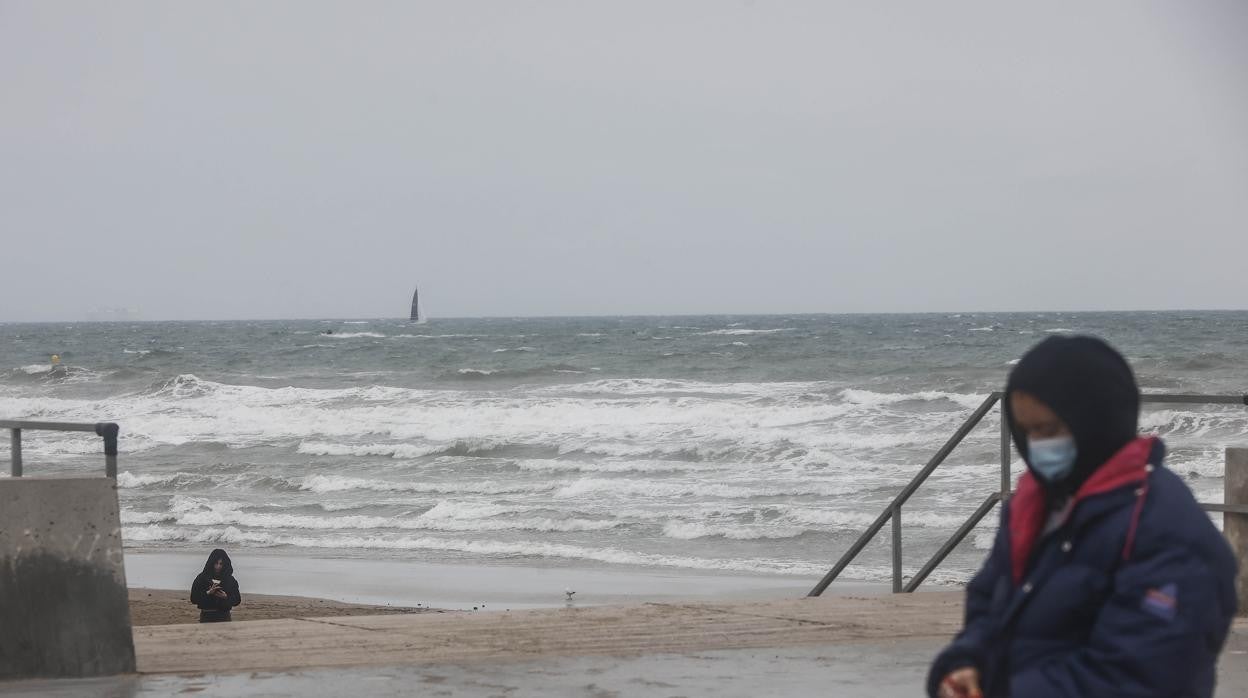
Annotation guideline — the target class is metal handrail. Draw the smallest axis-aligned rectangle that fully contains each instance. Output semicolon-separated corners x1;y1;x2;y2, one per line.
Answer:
1;420;121;478
808;392;1004;595
808;393;1248;596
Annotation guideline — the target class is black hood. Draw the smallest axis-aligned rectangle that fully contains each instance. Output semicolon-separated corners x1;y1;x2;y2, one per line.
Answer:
202;548;234;576
1004;335;1139;497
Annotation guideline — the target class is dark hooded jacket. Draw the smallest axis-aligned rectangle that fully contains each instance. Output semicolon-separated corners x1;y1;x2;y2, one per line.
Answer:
928;336;1237;697
190;548;242;613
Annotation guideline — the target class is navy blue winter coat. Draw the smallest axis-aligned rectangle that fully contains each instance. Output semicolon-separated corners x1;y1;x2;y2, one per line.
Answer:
928;437;1237;697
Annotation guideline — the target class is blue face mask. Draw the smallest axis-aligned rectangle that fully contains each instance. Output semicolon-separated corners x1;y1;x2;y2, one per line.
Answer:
1028;436;1078;482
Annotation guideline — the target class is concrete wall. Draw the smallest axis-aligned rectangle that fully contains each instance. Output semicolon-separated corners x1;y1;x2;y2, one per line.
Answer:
0;478;136;679
1228;448;1248;617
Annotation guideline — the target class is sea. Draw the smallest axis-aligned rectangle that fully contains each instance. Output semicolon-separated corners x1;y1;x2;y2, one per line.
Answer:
2;312;1246;587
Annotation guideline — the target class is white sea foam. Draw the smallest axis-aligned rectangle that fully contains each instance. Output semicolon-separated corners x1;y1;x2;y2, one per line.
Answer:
536;378;827;397
492;347;537;353
838;389;986;409
19;364;50;374
116;471;195;488
325;332;385;339
296;441;445;459
0;377;962;465
699;328;794;336
121;510;174;524
515;458;726;474
662;521;809;540
553;477;865;500
119;526;829;576
1167;456;1226;479
391;334;487;339
297;474;553;495
972;527;997;550
419;500;518;520
124;498;620;534
1139;409;1248;438
782;507;966;529
457;368;498;376
0;372;978;475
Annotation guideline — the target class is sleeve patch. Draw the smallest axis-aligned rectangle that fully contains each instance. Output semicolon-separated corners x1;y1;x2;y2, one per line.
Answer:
1141;583;1178;621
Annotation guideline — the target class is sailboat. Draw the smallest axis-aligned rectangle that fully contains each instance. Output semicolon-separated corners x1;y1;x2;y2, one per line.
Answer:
409;286;424;323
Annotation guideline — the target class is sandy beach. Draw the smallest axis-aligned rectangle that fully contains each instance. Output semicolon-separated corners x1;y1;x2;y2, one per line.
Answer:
127;588;442;626
123;551;831;612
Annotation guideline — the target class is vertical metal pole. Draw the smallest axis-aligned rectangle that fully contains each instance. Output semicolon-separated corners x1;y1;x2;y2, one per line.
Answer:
10;428;21;477
891;505;902;593
1000;406;1012;500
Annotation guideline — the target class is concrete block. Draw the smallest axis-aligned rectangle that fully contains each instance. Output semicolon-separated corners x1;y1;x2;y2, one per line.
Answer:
0;477;136;679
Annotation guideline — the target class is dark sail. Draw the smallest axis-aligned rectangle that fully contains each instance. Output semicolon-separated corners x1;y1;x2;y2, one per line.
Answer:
410;287;420;322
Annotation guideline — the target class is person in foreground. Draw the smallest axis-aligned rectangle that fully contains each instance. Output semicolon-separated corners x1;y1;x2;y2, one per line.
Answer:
190;548;242;622
929;336;1237;698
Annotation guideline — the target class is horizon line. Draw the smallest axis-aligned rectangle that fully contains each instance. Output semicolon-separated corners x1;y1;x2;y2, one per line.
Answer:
2;307;1247;324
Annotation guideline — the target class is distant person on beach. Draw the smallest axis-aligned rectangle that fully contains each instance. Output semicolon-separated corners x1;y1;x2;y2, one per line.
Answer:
190;548;242;622
929;336;1236;698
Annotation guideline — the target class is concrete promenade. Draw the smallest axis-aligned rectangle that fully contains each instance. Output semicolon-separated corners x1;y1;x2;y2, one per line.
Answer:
3;592;1246;696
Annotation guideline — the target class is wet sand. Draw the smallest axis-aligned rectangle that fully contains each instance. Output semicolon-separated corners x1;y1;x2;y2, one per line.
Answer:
128;588;444;626
124;551;833;612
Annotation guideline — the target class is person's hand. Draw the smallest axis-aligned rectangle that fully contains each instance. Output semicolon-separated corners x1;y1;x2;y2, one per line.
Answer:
212;588;228;599
939;667;982;698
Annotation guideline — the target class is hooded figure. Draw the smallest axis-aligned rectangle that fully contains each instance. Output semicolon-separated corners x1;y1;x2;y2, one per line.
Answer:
929;336;1237;698
190;548;242;623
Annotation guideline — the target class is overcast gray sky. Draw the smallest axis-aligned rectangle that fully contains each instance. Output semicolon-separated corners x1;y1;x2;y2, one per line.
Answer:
2;1;1246;321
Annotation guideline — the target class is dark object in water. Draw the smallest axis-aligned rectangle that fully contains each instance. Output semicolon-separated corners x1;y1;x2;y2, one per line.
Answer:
410;286;420;322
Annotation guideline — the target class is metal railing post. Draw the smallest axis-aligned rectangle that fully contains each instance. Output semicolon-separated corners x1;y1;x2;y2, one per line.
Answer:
96;423;119;479
809;392;1247;596
891;506;902;593
10;428;21;477
0;420;120;478
1000;407;1012;499
807;392;1001;597
905;493;1001;592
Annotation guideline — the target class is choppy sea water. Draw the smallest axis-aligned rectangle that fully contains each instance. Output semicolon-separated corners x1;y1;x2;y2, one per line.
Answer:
2;312;1245;586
